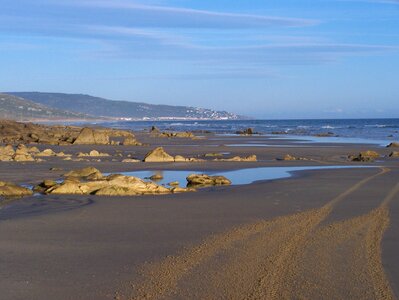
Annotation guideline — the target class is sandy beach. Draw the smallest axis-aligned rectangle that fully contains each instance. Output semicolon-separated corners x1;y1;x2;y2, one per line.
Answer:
1;131;398;299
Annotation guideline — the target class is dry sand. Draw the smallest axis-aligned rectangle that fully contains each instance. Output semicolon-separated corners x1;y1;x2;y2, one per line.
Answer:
0;133;398;299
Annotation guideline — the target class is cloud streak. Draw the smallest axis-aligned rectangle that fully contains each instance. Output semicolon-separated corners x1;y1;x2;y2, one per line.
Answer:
62;0;318;28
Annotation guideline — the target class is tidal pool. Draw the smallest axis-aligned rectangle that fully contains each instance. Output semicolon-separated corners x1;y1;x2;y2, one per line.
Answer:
120;165;372;187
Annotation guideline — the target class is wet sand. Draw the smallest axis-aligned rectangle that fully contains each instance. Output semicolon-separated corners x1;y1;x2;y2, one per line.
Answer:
0;133;398;299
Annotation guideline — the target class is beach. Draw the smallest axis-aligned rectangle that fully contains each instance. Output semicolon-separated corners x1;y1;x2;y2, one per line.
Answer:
1;129;398;299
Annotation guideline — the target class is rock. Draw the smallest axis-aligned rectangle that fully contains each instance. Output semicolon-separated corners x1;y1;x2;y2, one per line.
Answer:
278;154;307;161
47;174;172;196
236;128;256;135
13;151;35;162
122;136;141;146
171;187;196;193
174;155;187;162
36;149;57;157
0;145;15;161
387;142;399;148
77;150;110;157
150;126;161;134
64;167;103;180
214;155;257;162
122;158;141;163
28;146;40;153
143;147;175;162
349;151;380;162
205;153;224;157
149;173;163;180
0;181;33;197
73;128;110;145
186;174;231;187
168;181;180;186
389;151;399;158
314;132;336;137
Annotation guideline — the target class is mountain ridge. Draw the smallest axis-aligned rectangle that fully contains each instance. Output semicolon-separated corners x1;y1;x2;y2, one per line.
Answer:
7;92;245;120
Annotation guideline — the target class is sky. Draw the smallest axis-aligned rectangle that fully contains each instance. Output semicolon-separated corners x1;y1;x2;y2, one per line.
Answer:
1;0;399;119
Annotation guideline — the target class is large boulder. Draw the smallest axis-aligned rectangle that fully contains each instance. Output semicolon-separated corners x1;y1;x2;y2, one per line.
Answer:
0;181;33;197
186;174;231;187
73;128;110;145
143;147;175;162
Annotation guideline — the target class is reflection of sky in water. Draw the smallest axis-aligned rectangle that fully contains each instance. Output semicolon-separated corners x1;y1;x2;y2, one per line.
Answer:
121;166;372;187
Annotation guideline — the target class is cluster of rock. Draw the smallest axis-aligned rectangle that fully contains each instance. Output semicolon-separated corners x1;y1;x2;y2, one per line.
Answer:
0;144;69;162
0;181;33;197
349;151;380;162
150;126;195;139
34;167;197;196
0;120;141;146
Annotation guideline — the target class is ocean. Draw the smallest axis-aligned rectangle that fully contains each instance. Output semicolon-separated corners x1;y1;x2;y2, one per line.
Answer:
96;119;399;145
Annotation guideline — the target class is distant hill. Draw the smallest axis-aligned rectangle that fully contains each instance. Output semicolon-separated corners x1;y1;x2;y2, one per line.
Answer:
0;93;95;121
8;92;243;120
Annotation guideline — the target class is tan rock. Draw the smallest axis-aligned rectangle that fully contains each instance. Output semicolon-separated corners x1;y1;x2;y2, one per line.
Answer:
122;158;141;163
73;128;110;145
214;155;257;162
36;149;57;157
122;136;142;146
143;147;175;162
174;155;187;162
186;174;231;187
349;151;380;162
64;167;103;180
387;142;399;148
77;150;110;157
0;181;33;197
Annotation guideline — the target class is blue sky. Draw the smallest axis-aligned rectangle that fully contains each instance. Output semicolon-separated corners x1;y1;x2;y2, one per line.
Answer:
1;0;398;118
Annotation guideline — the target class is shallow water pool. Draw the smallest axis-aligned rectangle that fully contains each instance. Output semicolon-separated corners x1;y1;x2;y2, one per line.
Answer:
120;165;372;187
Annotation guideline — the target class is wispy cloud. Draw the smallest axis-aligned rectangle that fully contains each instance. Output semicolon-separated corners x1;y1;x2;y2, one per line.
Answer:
60;0;318;28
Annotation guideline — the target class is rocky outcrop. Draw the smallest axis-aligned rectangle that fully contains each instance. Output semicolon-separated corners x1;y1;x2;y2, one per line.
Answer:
73;128;110;145
214;155;257;162
349;151;380;162
143;147;175;162
387;142;399;148
186;174;231;187
45;173;180;196
0;120;141;146
0;181;33;197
